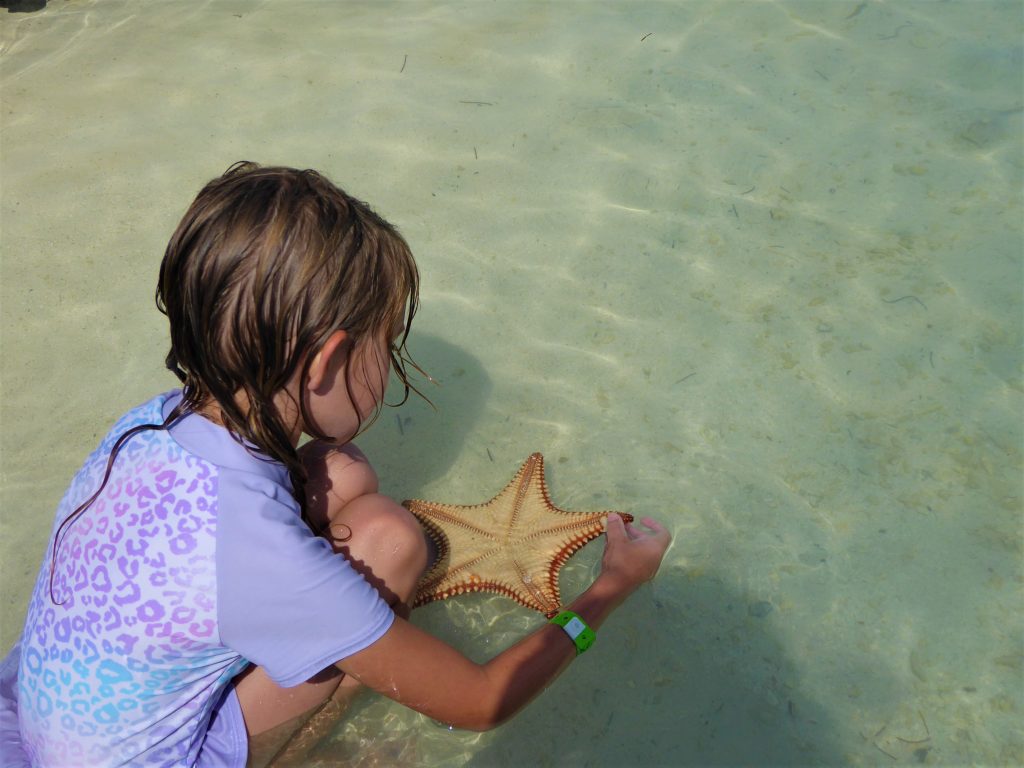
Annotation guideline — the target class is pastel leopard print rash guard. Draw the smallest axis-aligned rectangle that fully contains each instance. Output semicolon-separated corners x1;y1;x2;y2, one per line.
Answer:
12;391;393;767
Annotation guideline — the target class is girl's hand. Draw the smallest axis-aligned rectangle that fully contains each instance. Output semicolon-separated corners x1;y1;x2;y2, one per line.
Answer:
599;514;671;593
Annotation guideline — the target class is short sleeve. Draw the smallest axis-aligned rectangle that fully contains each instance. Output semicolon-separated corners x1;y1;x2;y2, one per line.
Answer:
215;468;394;687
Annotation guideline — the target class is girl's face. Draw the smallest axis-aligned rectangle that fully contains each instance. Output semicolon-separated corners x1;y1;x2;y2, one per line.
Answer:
305;320;403;444
347;331;394;422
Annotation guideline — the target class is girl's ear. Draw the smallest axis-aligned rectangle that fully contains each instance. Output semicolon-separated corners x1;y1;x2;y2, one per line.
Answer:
307;329;350;393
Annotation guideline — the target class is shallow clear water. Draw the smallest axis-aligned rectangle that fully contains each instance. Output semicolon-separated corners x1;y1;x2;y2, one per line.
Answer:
1;1;1021;765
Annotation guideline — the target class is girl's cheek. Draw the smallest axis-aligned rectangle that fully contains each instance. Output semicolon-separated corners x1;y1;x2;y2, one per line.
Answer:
359;368;387;416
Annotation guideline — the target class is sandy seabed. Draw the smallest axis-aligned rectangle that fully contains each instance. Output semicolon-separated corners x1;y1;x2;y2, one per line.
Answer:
2;2;1021;765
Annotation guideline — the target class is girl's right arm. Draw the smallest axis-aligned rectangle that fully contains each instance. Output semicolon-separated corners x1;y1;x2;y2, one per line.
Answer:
336;513;671;730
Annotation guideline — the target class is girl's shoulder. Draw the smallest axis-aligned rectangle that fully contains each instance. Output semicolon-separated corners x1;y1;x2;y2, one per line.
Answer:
98;390;180;453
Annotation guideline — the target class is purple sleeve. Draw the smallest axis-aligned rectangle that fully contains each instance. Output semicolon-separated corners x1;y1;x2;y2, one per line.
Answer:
215;468;394;687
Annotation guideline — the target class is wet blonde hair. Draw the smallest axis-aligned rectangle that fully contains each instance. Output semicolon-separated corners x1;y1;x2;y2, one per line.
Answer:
51;162;421;600
158;161;421;503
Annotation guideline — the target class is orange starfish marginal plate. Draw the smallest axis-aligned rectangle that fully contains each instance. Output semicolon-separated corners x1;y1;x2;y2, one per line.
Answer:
403;452;633;617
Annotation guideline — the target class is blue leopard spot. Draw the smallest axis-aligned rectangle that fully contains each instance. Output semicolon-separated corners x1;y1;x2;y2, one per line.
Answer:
93;703;119;724
96;659;132;685
36;689;53;717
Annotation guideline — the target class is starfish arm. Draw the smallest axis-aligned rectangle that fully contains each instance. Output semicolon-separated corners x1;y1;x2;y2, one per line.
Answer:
417;548;502;595
414;575;554;613
524;514;607;542
404;499;499;540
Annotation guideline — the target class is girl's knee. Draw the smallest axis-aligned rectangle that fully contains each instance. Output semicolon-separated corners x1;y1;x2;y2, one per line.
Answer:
327;494;429;607
351;496;429;574
302;441;379;533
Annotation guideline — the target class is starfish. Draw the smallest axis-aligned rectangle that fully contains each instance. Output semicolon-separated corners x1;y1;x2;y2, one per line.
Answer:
403;453;632;617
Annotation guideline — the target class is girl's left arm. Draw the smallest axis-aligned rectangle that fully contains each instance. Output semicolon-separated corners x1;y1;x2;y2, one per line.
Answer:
337;514;670;730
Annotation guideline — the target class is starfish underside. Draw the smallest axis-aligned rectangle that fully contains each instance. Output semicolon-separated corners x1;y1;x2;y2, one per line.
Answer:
403;453;632;617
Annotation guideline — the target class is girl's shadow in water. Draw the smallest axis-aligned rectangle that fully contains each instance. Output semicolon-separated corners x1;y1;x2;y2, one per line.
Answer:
465;568;846;767
358;333;492;501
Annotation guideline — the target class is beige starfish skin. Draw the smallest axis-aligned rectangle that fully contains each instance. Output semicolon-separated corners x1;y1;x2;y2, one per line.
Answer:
403;453;633;617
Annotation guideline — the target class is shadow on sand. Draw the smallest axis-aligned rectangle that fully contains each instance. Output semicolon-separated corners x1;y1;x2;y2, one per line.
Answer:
1;0;46;13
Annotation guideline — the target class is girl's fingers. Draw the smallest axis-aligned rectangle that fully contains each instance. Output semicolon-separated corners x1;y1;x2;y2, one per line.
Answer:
637;516;667;534
625;516;665;534
609;513;671;545
605;512;627;541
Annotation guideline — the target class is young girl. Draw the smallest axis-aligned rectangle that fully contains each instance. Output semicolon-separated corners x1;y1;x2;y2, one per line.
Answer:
0;162;671;767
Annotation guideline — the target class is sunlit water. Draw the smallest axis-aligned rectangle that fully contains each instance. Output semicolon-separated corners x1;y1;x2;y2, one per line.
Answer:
1;2;1021;765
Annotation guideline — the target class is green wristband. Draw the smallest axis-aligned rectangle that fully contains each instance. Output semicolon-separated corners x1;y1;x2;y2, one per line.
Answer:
549;610;595;656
